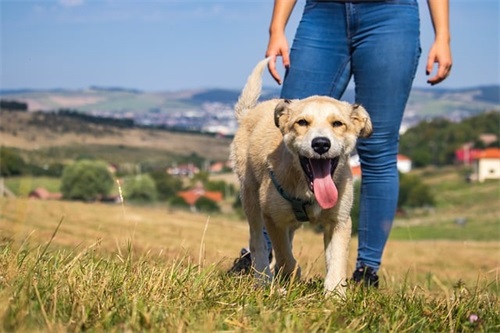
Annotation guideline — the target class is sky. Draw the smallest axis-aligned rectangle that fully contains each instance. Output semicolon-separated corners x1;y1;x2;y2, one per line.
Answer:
1;0;499;92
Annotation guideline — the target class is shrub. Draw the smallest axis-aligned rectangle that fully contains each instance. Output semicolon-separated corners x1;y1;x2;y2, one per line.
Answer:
398;172;435;208
195;196;220;213
0;147;26;176
205;180;235;199
123;174;157;202
169;196;190;209
149;170;183;200
60;160;114;201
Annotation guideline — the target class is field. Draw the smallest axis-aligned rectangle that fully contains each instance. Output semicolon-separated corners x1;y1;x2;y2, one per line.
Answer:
1;166;499;331
0;111;231;164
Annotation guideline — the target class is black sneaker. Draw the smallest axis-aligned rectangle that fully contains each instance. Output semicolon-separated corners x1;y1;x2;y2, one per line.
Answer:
227;248;273;275
352;265;380;288
227;248;252;275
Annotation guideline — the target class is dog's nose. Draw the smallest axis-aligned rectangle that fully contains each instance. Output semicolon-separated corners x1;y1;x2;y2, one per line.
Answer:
312;137;331;155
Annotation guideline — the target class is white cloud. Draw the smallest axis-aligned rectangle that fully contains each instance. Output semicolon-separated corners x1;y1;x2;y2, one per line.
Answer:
59;0;84;7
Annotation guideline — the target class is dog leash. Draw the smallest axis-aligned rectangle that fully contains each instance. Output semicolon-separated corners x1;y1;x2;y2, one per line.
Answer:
269;169;313;222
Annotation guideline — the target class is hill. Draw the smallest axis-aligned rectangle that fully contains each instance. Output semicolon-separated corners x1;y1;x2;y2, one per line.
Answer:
0;110;232;165
1;85;498;135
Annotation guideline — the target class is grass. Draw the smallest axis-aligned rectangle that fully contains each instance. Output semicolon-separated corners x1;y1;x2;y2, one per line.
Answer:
1;236;499;332
0;167;499;331
0;196;499;332
390;167;500;241
3;177;61;197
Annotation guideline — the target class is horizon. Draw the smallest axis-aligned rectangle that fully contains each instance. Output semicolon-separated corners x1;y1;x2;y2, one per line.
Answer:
1;0;499;91
1;84;499;95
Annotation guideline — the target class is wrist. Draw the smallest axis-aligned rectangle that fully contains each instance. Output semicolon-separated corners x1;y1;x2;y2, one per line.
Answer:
269;25;286;36
434;34;451;44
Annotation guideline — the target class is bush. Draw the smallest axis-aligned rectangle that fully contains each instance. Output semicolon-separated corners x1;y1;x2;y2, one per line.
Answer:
0;147;26;176
60;160;114;201
351;172;434;235
232;193;245;219
149;170;183;200
205;180;235;199
123;174;157;202
195;196;220;213
169;196;190;209
398;172;435;208
28;162;65;177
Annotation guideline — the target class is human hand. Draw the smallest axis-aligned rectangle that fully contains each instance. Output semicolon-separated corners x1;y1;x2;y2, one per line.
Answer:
426;40;452;85
265;32;290;85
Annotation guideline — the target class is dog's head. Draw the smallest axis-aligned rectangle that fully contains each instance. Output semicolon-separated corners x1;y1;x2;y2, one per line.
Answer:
274;96;372;209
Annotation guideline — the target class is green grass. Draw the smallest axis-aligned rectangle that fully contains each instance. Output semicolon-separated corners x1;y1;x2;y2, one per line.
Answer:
4;177;61;196
390;167;500;241
1;167;499;331
1;238;498;332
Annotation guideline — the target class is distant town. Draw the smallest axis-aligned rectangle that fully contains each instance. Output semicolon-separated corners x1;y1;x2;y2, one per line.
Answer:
1;85;499;137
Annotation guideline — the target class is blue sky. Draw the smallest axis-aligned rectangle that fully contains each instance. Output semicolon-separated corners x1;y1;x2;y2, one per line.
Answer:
1;0;499;92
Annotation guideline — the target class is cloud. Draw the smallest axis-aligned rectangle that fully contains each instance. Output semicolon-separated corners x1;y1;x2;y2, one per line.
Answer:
59;0;84;7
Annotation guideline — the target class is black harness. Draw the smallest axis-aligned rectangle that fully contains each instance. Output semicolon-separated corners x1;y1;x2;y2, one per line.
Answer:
269;169;314;222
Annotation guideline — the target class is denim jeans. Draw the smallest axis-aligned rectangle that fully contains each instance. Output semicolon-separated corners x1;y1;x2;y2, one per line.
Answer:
280;0;421;271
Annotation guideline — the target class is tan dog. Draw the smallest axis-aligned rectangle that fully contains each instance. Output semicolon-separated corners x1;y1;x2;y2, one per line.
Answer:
230;58;372;295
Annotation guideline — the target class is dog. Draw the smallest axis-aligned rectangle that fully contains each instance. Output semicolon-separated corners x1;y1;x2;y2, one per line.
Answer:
230;58;372;295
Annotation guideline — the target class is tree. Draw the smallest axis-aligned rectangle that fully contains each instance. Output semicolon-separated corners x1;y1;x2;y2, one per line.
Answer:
195;196;221;213
61;160;114;201
0;147;26;176
400;111;500;167
398;173;435;208
205;179;235;199
350;172;434;235
123;174;157;202
169;195;190;209
149;170;183;200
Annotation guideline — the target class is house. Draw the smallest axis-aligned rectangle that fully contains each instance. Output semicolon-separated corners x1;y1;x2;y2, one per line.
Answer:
475;147;500;182
396;154;412;173
167;163;200;177
29;187;62;200
455;143;483;165
177;183;223;211
349;154;412;180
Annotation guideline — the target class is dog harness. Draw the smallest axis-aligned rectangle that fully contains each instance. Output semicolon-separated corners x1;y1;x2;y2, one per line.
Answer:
269;169;314;222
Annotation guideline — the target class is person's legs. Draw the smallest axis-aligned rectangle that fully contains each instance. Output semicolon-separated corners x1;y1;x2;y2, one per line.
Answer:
281;1;351;99
351;0;421;274
228;1;353;275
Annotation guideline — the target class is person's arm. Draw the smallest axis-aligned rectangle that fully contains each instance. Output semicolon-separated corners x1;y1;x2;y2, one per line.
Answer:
426;0;452;85
265;0;297;84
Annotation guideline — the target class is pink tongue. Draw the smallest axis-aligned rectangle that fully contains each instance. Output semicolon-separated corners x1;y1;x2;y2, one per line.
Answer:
311;160;338;209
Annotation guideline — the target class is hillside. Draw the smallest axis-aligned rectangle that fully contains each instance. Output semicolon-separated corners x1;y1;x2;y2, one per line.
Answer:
0;110;232;164
1;85;498;135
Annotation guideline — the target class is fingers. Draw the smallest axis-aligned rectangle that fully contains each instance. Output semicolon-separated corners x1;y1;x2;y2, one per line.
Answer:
426;61;452;85
267;55;282;84
426;43;452;85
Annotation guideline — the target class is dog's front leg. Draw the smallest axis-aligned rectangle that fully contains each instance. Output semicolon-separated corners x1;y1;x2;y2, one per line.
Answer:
323;217;351;296
249;220;272;284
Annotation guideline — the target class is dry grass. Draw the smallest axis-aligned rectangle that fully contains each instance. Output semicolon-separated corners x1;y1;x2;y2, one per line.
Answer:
0;197;499;332
0;111;231;161
1;197;498;289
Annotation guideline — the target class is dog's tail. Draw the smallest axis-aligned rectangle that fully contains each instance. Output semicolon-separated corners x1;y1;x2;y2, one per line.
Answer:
234;57;271;121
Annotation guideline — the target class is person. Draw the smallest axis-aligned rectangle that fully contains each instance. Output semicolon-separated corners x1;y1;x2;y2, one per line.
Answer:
229;0;452;287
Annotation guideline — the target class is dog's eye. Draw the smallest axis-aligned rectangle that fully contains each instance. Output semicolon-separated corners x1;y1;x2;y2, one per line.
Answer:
297;119;309;127
332;121;343;128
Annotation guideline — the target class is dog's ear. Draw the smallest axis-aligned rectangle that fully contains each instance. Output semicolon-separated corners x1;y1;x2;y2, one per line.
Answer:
274;99;292;128
274;99;292;129
350;104;373;138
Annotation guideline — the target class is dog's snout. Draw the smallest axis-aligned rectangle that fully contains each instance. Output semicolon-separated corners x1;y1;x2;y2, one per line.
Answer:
312;137;331;155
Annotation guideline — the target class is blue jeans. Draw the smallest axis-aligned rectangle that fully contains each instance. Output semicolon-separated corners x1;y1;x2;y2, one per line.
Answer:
280;0;421;271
